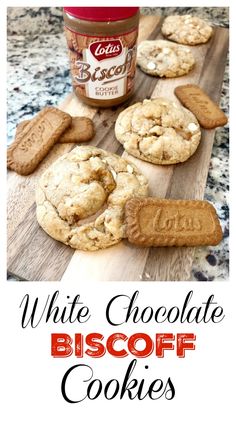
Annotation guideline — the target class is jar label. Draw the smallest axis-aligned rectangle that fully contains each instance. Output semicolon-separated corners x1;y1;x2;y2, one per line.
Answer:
64;26;138;101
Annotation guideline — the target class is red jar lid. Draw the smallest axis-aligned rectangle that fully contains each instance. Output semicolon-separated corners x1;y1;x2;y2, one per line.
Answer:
63;7;139;22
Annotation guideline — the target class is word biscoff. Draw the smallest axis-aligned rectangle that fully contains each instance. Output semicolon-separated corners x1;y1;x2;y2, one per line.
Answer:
51;332;196;358
75;50;133;83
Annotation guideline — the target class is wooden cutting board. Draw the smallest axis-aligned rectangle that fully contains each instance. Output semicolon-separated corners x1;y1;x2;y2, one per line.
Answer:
7;15;229;281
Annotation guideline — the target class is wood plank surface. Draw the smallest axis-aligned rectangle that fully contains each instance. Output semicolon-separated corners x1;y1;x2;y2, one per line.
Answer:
7;16;229;281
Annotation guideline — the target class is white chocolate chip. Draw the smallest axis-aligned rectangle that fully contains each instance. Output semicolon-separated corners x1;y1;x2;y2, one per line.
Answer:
127;164;134;174
162;47;170;54
71;175;79;184
147;61;156;70
65;197;73;206
110;168;117;180
53;174;63;186
188;122;198;132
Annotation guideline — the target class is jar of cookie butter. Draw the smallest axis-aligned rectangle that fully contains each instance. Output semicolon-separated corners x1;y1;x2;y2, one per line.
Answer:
63;7;140;107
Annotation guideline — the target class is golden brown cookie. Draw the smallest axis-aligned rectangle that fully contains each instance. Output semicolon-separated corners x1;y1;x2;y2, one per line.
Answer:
175;84;228;129
125;198;223;247
36;146;148;251
137;40;195;78
8;107;72;175
162;15;213;45
15;116;95;143
115;98;201;165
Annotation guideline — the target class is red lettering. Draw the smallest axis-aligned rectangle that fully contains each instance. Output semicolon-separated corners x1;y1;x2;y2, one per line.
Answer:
177;333;196;357
51;333;73;358
85;333;106;358
107;333;128;358
51;332;196;359
128;333;154;358
75;333;83;358
156;334;175;358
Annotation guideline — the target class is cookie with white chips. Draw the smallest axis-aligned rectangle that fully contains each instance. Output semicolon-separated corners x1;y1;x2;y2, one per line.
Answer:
162;15;213;45
36;146;148;251
137;40;195;78
115;98;201;165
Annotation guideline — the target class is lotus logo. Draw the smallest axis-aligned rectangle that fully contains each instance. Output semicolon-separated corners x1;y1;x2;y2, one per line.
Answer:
89;40;123;61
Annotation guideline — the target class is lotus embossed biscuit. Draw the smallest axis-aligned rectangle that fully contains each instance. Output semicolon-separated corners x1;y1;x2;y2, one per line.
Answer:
15;117;95;143
7;107;72;175
174;84;228;129
125;198;223;247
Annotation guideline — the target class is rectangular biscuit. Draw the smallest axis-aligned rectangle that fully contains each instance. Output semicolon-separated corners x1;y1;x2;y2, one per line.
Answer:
174;84;228;129
125;198;222;247
15;116;94;143
7;107;72;175
58;116;95;143
14;119;29;136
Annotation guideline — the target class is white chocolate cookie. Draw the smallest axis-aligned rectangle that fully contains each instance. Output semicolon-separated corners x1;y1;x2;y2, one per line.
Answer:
137;40;195;77
36;146;148;251
115;98;201;165
162;15;213;45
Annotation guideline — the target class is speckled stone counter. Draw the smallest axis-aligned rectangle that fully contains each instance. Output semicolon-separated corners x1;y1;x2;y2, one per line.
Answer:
7;7;229;281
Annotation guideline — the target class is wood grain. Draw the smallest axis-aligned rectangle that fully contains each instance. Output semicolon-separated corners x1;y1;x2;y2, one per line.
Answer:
7;16;229;281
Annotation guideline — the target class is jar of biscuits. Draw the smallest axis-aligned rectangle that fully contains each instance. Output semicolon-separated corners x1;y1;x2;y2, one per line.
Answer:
63;7;140;108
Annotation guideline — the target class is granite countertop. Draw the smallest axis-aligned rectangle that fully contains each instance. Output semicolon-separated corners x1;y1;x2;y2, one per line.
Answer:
7;7;229;282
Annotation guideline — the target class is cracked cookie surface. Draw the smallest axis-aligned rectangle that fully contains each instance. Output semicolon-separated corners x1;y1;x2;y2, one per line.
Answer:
161;15;213;45
137;40;195;77
35;146;148;251
115;98;201;165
